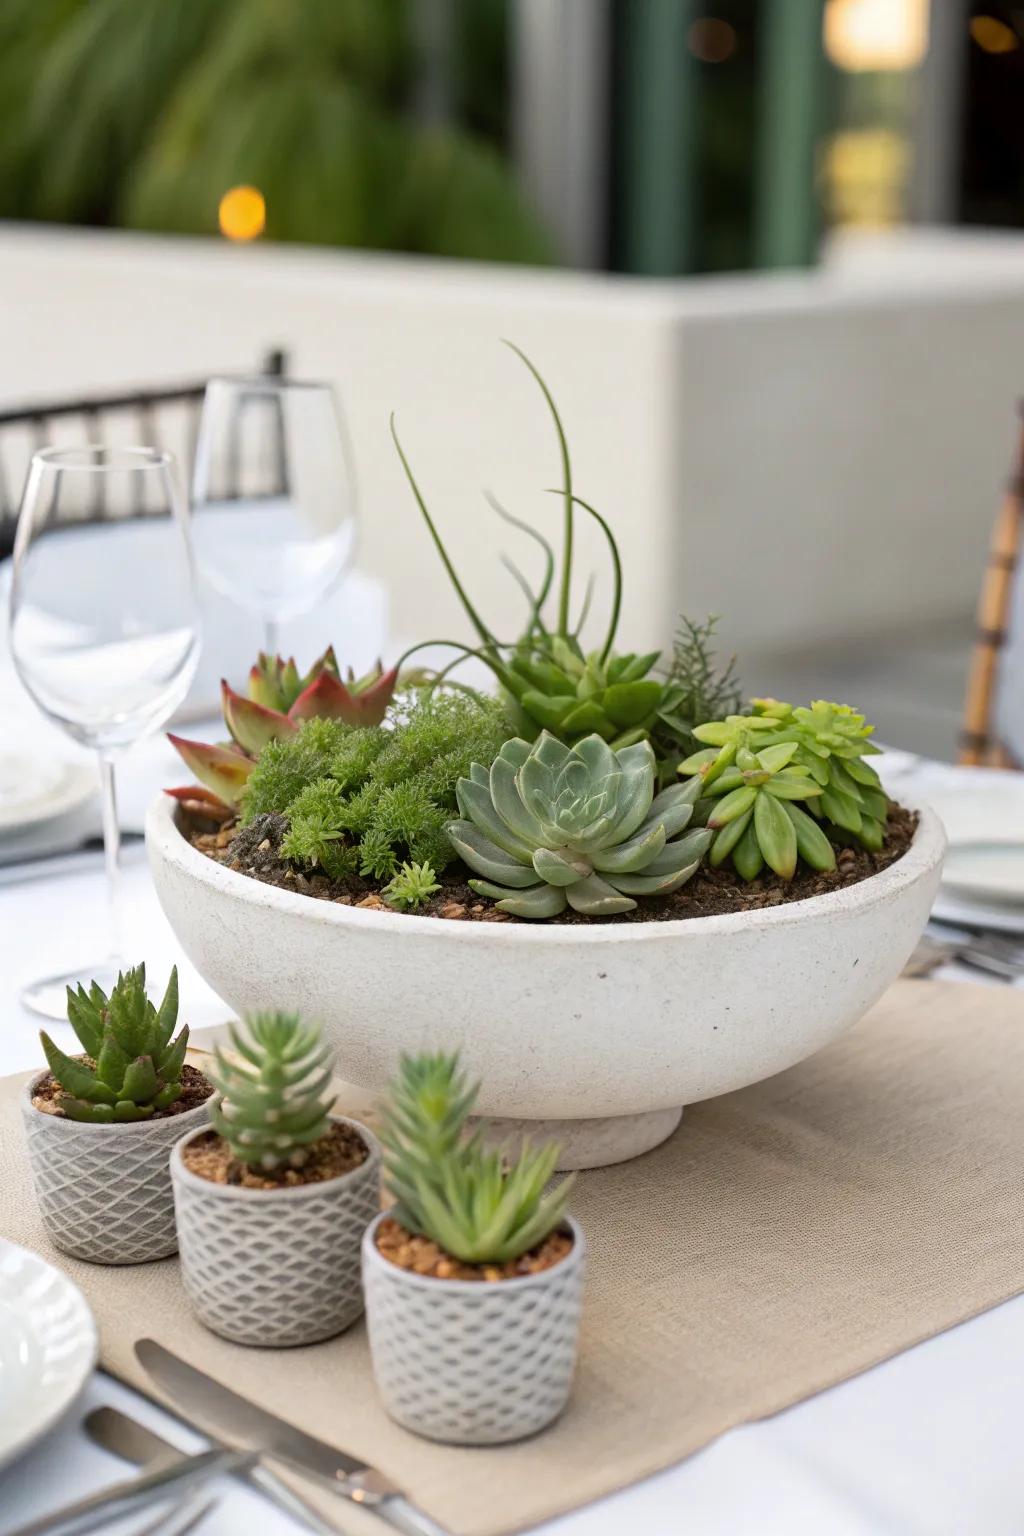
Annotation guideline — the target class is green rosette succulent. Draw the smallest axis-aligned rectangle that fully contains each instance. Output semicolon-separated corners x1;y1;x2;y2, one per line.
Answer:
210;1013;333;1171
381;1051;572;1265
447;730;711;918
680;734;833;880
502;635;681;751
40;965;188;1123
748;699;888;850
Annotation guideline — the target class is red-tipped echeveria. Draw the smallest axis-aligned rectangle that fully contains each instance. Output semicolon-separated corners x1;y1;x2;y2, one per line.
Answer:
166;651;399;812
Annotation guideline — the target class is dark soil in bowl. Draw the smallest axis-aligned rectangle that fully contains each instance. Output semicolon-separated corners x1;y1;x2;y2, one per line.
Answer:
185;802;919;923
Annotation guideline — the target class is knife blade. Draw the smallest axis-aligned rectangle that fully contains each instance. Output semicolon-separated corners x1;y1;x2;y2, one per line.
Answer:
136;1340;452;1536
85;1405;349;1536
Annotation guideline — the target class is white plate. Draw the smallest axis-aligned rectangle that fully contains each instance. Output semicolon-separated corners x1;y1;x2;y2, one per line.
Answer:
942;840;1024;905
0;1240;98;1471
931;886;1024;936
0;754;96;835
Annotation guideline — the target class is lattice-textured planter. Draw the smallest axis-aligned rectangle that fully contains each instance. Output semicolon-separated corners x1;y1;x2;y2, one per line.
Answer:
171;1117;381;1347
362;1211;586;1445
20;1072;210;1265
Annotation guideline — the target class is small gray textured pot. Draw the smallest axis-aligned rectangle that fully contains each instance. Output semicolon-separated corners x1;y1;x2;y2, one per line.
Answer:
20;1071;211;1265
171;1117;381;1347
362;1211;586;1445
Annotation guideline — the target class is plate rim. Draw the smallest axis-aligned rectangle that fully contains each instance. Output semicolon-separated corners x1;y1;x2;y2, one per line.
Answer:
0;1237;98;1472
0;757;96;835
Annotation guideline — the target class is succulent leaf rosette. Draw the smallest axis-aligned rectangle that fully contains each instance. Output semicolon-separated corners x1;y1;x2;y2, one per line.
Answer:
680;698;888;880
382;1051;572;1265
747;699;888;850
40;965;188;1123
448;731;711;918
211;1013;334;1171
680;729;833;881
167;647;398;812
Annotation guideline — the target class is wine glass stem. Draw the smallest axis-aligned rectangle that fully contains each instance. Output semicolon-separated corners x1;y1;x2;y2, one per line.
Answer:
264;617;279;659
98;753;124;968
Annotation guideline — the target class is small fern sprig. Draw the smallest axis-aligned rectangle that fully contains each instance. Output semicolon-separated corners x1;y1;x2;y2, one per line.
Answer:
211;1013;334;1170
381;1051;573;1265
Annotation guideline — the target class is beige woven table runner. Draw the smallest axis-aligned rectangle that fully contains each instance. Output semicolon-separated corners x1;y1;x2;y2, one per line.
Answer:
2;978;1023;1536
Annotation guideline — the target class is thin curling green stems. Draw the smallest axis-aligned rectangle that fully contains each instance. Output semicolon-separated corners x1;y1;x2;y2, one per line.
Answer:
503;340;574;637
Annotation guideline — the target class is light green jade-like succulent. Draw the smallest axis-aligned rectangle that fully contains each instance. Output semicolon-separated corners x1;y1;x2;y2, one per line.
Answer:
748;699;888;850
680;730;833;880
382;1051;572;1265
210;1013;334;1170
447;730;711;917
40;965;188;1123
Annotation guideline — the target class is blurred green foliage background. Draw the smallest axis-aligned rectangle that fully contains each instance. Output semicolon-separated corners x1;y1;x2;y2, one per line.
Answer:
0;0;553;263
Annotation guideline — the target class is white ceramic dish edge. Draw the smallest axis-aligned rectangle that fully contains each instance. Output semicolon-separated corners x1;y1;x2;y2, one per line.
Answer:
0;1238;98;1471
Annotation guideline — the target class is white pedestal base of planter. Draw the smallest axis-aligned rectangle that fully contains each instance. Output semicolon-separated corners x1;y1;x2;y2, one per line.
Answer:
477;1105;683;1170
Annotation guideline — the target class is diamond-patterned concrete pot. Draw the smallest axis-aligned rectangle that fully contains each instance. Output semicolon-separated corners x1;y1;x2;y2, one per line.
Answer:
171;1117;381;1347
362;1211;586;1445
20;1071;210;1265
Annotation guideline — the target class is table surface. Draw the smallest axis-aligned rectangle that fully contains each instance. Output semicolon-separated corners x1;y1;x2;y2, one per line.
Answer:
2;731;1021;1536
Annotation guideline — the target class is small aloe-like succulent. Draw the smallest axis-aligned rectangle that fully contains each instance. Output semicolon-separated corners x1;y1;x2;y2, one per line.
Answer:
381;1051;572;1265
210;1013;334;1170
40;965;188;1123
447;730;710;917
167;647;398;812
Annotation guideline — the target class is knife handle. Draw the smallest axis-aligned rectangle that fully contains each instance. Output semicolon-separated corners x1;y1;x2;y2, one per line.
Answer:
248;1463;353;1535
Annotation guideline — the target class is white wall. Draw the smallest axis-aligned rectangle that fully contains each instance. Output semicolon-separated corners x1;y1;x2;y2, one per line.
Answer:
1;223;1021;673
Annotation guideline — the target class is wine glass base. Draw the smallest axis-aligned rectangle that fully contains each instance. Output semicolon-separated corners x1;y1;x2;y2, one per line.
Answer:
20;962;125;1021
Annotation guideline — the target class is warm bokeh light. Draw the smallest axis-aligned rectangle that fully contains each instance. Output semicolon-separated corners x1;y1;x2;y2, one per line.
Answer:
218;185;266;241
687;17;737;64
824;0;929;71
970;15;1019;54
823;129;909;227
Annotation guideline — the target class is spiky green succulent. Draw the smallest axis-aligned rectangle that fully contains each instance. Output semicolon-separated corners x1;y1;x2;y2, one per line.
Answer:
383;860;441;910
166;647;398;812
381;1051;572;1266
40;965;188;1123
447;730;711;918
210;1013;334;1171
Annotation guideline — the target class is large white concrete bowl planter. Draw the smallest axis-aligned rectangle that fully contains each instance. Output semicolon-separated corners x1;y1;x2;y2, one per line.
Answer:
147;794;944;1169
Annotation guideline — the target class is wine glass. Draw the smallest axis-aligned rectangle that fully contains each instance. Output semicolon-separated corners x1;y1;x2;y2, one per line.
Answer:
191;377;357;657
9;446;200;1018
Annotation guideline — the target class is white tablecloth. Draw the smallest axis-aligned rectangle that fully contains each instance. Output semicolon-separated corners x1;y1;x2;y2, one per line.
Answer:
2;736;1022;1535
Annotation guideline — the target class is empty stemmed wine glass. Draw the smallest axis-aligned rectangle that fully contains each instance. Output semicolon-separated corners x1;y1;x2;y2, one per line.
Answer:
9;446;200;1018
191;376;357;657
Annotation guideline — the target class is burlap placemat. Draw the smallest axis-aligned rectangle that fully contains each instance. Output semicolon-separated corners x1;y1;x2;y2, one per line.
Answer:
2;978;1023;1536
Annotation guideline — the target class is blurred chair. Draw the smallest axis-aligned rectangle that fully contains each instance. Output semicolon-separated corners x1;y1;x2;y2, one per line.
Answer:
0;348;287;559
960;407;1024;768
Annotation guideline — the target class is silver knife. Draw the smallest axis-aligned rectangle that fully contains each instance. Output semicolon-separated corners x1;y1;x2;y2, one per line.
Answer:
85;1405;349;1535
136;1340;452;1536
